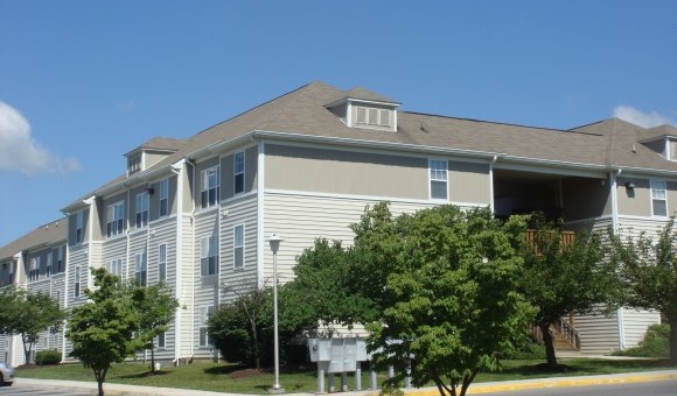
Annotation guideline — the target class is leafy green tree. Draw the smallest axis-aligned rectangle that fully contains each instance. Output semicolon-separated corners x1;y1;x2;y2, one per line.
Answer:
130;282;179;372
351;203;533;396
610;219;677;364
67;268;138;396
0;286;65;364
518;217;617;368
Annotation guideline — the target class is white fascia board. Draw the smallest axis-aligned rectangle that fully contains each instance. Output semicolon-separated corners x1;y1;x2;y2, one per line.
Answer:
495;157;608;179
252;130;503;160
615;167;677;180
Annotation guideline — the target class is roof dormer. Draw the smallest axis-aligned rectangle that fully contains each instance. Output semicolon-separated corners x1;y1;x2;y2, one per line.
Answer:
124;137;185;177
326;87;400;132
639;124;677;161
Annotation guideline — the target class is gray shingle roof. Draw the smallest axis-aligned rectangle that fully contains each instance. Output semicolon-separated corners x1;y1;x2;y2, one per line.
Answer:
0;218;66;261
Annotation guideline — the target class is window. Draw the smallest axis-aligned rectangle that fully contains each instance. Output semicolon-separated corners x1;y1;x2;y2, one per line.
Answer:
75;210;84;244
128;155;141;175
74;266;81;298
107;202;125;237
46;251;53;278
135;192;149;229
157;332;166;349
56;246;64;273
234;225;244;269
107;258;122;278
29;257;40;281
429;159;448;200
201;235;219;276
354;106;392;128
56;290;62;308
199;305;215;347
135;252;147;286
651;180;668;217
159;179;169;217
158;243;167;282
201;167;220;208
234;151;245;195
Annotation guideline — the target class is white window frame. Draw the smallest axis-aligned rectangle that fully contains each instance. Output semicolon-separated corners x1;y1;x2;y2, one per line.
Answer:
74;266;81;298
75;210;84;244
107;201;125;237
159;179;169;217
354;106;392;128
429;159;448;200
135;192;150;229
57;246;64;273
201;166;220;208
158;243;167;282
650;180;668;217
29;257;40;281
234;224;244;269
135;252;147;286
157;332;166;349
199;305;215;347
234;151;245;195
200;235;219;276
46;251;53;278
107;258;122;278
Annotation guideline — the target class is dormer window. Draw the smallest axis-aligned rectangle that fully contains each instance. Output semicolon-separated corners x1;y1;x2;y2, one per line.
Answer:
325;87;400;132
128;155;141;175
354;106;393;129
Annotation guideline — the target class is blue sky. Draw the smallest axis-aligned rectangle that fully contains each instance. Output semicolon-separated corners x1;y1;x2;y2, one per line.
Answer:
1;0;676;246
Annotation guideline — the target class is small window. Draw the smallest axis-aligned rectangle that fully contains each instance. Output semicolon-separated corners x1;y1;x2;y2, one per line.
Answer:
135;192;149;229
234;152;245;195
75;210;84;244
201;235;219;276
651;180;668;217
46;251;53;278
158;243;167;282
201;167;220;208
74;266;81;298
199;305;215;347
157;332;166;349
135;252;147;286
128;155;141;175
107;202;125;237
429;159;448;200
354;106;392;128
56;246;64;273
234;225;244;269
107;258;122;278
56;290;62;308
159;179;169;217
29;257;40;281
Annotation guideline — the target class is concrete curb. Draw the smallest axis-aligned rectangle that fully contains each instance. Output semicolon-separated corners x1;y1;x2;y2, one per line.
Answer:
15;370;677;396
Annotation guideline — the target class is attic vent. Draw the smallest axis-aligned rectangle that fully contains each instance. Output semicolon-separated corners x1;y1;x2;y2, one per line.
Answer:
354;106;392;128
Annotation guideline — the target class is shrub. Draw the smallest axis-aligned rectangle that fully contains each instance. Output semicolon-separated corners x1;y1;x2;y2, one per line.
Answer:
613;324;669;358
36;349;61;365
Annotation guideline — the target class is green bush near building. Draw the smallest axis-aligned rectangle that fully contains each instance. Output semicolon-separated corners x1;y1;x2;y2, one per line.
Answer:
613;324;670;358
35;349;61;365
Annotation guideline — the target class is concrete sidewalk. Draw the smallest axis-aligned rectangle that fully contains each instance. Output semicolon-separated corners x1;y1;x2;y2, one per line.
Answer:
14;370;677;396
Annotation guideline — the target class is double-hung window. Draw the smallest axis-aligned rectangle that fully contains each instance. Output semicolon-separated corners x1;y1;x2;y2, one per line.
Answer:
199;305;215;347
74;266;81;298
234;151;245;195
234;225;244;269
56;246;64;273
107;202;125;237
75;210;84;244
157;332;166;349
201;167;220;208
159;179;169;217
158;243;167;282
429;159;448;200
29;257;40;281
651;180;668;217
201;235;219;276
107;258;122;278
136;192;149;229
135;252;147;286
46;251;53;278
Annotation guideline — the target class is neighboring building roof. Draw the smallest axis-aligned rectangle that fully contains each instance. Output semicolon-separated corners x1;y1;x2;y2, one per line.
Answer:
63;81;677;210
0;218;67;261
642;124;677;141
124;137;187;156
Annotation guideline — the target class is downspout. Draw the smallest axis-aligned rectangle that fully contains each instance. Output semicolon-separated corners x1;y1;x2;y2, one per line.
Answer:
187;158;197;360
257;138;266;288
126;189;131;282
83;196;96;290
611;168;626;350
489;155;497;214
12;252;24;366
61;242;70;364
170;159;184;365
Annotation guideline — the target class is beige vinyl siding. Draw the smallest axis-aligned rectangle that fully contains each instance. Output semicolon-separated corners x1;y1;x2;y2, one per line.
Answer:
621;308;661;349
66;243;88;308
178;213;194;358
220;146;258;200
145;151;169;169
562;177;612;221
193;210;219;357
616;178;651;217
148;175;177;220
264;193;445;283
616;217;666;240
265;144;429;200
195;157;220;209
448;162;491;204
128;230;150;283
219;196;258;304
102;237;128;279
147;218;176;286
667;181;677;217
574;307;620;355
68;209;89;247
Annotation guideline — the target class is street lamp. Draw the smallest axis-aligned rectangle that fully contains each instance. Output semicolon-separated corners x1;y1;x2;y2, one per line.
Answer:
269;233;284;392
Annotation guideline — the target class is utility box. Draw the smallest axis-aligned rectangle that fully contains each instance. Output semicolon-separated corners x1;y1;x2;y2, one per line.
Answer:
308;338;332;362
308;337;367;373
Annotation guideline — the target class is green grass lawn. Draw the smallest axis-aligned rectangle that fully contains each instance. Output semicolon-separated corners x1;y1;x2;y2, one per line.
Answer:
16;358;675;394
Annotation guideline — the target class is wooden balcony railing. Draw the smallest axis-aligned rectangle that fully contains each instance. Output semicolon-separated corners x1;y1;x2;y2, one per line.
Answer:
526;229;575;251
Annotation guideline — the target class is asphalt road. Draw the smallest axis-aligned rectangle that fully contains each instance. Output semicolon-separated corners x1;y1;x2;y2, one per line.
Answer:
481;379;677;396
0;386;93;396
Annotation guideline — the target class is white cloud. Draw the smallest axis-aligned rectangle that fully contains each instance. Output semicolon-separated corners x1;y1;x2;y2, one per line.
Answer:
613;105;676;128
0;101;80;176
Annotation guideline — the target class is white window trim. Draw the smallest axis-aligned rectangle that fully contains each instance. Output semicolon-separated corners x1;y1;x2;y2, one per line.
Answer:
135;252;147;286
200;235;219;276
650;179;668;217
159;179;169;217
199;305;215;347
201;166;220;208
107;201;125;237
234;151;245;195
158;243;167;282
74;266;81;298
135;192;150;229
233;224;245;270
429;159;449;201
75;210;84;244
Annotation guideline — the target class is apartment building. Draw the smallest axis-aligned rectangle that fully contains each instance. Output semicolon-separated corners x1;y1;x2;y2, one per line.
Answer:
2;81;674;364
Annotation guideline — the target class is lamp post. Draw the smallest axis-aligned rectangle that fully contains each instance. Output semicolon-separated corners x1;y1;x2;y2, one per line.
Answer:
269;233;283;392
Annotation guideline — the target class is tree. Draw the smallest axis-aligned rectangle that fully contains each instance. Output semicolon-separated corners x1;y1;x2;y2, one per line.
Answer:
610;219;677;365
67;268;138;396
0;286;65;364
350;203;533;396
517;216;617;368
130;282;179;372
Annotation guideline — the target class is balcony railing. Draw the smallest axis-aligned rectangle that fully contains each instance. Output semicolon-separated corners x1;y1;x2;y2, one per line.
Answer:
526;229;575;251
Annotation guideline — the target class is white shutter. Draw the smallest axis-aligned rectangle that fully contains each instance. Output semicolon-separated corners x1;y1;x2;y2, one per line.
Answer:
355;106;367;124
